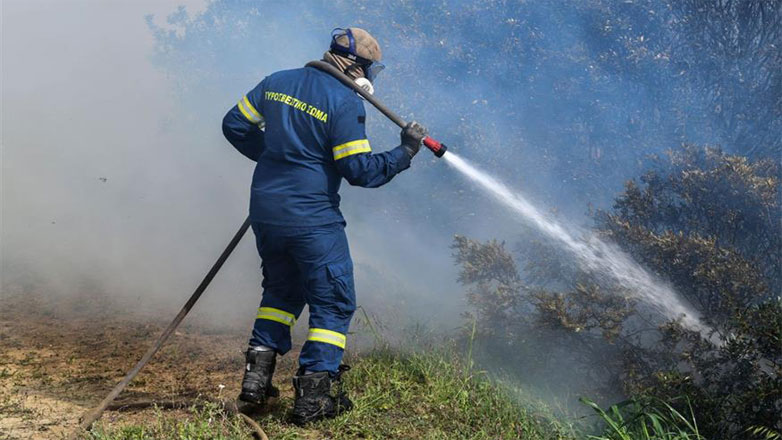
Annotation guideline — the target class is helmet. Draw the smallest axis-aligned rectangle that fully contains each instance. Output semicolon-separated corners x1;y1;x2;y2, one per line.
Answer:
330;27;385;82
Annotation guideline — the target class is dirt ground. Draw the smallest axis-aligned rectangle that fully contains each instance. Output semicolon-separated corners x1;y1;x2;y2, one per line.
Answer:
0;292;300;439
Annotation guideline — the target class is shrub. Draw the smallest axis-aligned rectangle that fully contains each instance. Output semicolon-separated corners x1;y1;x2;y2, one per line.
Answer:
454;146;781;439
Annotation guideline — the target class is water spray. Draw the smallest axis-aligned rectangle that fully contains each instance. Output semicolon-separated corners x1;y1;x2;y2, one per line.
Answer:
444;154;715;340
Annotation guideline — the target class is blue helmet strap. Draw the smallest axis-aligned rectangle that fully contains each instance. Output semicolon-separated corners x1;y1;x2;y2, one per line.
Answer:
346;28;357;58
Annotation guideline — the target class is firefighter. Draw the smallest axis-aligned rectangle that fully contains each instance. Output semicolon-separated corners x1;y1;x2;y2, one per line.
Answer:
222;27;427;425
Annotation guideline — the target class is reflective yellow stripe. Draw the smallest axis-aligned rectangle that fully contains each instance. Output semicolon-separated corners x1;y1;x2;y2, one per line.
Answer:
237;99;255;122
256;307;295;327
332;139;371;160
333;139;369;152
237;95;263;124
242;96;262;121
307;328;346;349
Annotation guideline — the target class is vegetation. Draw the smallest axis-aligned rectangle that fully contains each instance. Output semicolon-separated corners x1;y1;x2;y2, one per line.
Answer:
581;397;703;440
453;146;781;439
90;348;573;440
89;402;251;440
87;344;745;439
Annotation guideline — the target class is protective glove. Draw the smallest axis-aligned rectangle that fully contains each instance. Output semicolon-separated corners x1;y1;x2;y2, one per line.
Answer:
400;121;428;158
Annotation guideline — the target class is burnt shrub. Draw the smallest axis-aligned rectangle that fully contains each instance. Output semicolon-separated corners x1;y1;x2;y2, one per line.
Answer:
454;146;781;439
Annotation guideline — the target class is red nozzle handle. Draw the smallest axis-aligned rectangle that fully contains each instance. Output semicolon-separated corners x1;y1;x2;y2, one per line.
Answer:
423;136;448;158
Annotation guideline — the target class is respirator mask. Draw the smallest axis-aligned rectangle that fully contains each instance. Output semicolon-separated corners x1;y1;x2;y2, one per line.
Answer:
354;77;374;95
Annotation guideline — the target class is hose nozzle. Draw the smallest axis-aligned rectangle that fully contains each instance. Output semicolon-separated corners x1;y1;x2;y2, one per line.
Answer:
423;136;448;158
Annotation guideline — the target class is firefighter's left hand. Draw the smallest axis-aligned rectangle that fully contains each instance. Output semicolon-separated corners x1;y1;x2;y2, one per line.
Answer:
401;121;428;158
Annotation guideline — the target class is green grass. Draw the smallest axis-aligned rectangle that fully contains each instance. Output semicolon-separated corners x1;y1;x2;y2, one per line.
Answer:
88;348;714;440
90;348;573;440
581;396;704;440
89;402;252;439
313;349;572;439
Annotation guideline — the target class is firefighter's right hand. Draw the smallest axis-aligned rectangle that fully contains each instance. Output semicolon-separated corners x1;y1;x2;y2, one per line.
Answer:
401;121;428;158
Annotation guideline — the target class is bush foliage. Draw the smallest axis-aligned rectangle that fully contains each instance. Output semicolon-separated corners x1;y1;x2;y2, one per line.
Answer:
453;146;781;439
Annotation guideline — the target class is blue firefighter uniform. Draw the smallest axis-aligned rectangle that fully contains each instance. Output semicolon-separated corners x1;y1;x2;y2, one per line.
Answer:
222;66;411;373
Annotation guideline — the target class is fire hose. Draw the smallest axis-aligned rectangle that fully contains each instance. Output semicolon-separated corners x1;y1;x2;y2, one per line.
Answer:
71;61;449;439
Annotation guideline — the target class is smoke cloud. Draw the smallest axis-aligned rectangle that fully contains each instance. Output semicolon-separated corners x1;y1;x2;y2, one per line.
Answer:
1;1;463;330
3;0;773;405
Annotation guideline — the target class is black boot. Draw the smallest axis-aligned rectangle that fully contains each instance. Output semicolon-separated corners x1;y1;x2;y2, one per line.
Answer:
239;349;279;406
290;365;352;426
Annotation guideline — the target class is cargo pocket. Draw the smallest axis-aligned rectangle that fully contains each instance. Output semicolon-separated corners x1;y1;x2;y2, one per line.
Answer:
326;260;356;316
